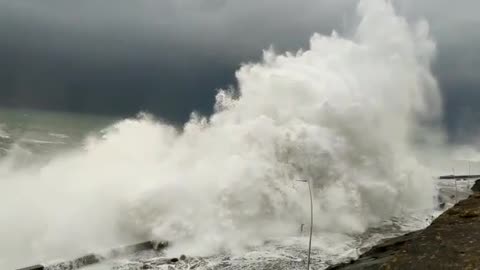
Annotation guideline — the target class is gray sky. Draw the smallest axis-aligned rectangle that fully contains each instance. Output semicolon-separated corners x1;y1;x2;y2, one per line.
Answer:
0;0;479;142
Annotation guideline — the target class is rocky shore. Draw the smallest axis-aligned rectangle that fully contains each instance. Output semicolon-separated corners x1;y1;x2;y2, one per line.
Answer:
329;180;480;270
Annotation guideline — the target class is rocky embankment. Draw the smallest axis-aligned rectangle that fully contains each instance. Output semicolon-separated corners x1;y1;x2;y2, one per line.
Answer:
329;180;480;270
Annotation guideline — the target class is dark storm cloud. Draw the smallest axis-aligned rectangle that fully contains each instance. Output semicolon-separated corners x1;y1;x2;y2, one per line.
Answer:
0;0;357;123
0;0;479;140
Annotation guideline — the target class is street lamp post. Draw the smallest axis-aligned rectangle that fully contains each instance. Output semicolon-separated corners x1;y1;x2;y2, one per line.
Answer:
297;179;313;270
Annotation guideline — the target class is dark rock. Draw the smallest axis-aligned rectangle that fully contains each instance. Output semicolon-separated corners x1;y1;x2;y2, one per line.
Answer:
16;265;44;270
18;240;167;270
438;202;446;209
47;253;104;269
153;240;169;250
471;179;480;192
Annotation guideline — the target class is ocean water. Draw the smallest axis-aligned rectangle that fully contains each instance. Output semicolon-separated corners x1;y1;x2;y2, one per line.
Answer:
0;107;116;157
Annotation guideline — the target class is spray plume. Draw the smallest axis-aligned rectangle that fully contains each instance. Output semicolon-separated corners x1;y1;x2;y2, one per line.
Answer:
0;0;442;268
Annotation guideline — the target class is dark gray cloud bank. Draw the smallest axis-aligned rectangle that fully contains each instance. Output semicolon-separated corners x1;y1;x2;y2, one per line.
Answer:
0;0;479;142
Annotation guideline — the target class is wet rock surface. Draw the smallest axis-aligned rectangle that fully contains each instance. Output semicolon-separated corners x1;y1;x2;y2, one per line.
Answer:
329;188;480;270
470;179;480;192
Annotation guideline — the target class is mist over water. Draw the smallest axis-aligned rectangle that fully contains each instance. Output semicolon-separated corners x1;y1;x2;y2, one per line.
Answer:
1;0;445;268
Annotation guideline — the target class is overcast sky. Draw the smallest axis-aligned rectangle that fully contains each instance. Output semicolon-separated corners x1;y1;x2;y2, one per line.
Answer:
0;0;479;142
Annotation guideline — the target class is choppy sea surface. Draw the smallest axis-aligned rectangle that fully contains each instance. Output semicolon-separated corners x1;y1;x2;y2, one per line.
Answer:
0;107;116;158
